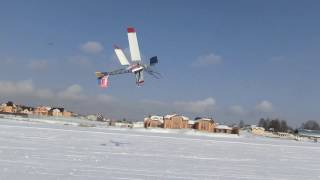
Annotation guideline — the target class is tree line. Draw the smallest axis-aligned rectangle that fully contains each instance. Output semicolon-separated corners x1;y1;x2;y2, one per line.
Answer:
255;118;320;132
258;118;292;132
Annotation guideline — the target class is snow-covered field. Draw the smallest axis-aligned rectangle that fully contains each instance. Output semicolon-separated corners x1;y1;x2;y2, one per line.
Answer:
0;118;319;180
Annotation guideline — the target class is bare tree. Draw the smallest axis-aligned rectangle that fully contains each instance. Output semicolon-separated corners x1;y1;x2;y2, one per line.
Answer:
239;120;245;128
280;120;288;132
258;118;271;130
269;119;281;132
302;120;320;130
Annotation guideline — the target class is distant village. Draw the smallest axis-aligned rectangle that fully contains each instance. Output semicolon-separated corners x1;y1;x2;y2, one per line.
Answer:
0;101;73;117
143;115;239;134
0;101;239;134
1;101;319;142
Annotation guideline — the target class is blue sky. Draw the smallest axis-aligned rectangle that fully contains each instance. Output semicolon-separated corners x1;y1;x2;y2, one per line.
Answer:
0;0;320;126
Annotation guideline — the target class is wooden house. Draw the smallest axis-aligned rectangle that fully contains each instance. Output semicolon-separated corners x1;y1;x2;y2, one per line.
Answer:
2;106;13;113
49;108;63;116
19;106;34;115
250;125;265;135
1;101;16;113
22;108;33;115
144;115;163;128
34;106;50;116
163;114;189;129
194;118;216;132
231;127;240;135
188;120;196;129
63;111;72;117
214;125;232;134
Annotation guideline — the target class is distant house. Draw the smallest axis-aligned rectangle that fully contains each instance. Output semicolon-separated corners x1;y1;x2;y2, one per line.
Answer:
215;125;232;134
63;111;72;117
144;115;163;128
250;125;265;135
163;114;189;129
1;101;16;113
188;120;196;129
0;102;16;113
0;103;6;111
133;121;144;128
114;122;132;128
34;106;50;116
87;115;97;121
194;118;215;132
231;127;240;135
49;108;63;117
21;108;33;115
2;106;13;113
19;106;34;115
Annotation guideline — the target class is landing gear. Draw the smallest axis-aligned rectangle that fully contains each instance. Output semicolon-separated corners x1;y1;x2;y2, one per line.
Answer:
135;70;144;86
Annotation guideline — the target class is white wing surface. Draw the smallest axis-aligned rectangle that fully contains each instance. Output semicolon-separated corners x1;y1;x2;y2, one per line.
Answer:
127;27;141;62
114;45;130;66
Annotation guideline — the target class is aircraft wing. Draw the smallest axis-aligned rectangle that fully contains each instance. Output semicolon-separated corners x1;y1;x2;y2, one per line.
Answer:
127;27;141;62
114;45;130;66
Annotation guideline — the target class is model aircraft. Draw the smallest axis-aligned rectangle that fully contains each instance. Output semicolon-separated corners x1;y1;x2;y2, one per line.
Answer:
95;27;160;88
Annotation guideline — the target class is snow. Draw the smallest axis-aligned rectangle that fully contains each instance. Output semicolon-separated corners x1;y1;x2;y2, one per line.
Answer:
0;118;319;180
216;125;232;130
146;115;164;123
181;116;190;120
188;120;195;125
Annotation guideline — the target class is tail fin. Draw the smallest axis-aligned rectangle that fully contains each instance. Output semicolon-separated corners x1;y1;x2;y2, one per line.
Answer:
150;56;158;66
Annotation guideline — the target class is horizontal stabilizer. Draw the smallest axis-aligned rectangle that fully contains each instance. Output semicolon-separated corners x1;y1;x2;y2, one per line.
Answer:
95;72;105;78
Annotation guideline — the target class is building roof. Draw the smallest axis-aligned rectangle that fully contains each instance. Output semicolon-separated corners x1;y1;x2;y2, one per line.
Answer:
188;120;196;125
181;116;190;120
252;127;265;131
195;118;214;122
164;114;189;121
215;125;232;130
52;109;61;113
164;114;177;119
150;115;163;121
145;115;164;123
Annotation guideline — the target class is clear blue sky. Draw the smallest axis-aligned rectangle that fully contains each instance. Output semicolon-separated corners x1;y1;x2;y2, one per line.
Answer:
0;0;319;126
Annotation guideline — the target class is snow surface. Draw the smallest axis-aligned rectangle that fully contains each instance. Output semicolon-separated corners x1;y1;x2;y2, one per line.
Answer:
0;118;319;180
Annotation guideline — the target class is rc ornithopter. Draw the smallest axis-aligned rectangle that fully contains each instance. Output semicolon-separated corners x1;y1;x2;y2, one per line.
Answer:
95;27;160;88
